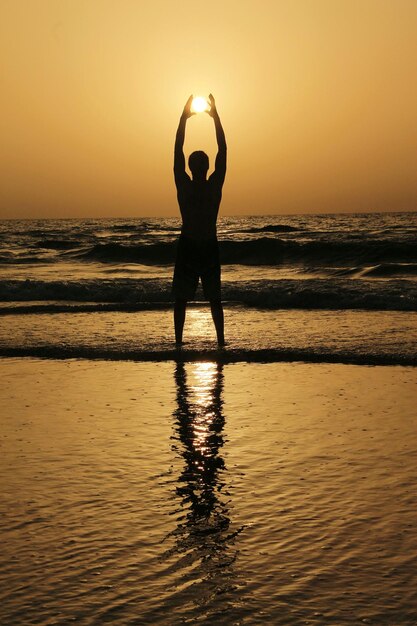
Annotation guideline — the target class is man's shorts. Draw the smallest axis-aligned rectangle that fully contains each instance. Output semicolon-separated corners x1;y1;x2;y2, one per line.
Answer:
172;235;221;301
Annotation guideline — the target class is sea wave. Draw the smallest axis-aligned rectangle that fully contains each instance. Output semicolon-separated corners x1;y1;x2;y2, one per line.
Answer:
0;278;415;311
20;229;69;237
360;263;417;277
108;222;179;232
65;237;417;267
2;228;416;269
77;242;175;264
242;224;301;233
35;240;77;249
0;255;56;265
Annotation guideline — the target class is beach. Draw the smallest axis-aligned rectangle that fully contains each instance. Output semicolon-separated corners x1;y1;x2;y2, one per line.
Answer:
1;356;416;625
3;0;417;620
1;213;416;622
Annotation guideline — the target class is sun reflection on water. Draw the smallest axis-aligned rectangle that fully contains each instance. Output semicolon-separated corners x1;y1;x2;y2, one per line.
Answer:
163;361;244;612
174;361;225;516
189;362;220;465
184;307;214;344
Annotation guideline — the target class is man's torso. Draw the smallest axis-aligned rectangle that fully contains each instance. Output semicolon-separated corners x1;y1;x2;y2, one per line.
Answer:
176;177;222;240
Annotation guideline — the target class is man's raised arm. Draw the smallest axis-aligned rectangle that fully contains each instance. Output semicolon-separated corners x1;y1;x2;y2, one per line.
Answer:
174;95;194;186
207;94;227;185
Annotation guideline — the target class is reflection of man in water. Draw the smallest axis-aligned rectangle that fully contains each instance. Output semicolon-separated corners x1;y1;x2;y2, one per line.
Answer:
173;94;227;346
162;362;243;613
173;362;226;524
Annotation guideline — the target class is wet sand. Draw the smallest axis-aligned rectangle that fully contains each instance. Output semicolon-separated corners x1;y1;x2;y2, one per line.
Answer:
1;358;416;624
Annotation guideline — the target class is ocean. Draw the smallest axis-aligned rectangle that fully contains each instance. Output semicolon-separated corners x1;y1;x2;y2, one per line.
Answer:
1;213;417;625
0;212;416;364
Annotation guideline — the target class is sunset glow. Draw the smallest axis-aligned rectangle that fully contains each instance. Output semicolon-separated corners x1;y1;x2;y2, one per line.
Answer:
1;0;416;218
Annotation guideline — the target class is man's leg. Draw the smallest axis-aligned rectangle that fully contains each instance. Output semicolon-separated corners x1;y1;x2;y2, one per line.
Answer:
210;299;225;346
174;299;187;345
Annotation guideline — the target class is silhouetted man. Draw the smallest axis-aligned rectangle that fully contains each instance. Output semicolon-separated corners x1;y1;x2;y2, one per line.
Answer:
173;94;227;346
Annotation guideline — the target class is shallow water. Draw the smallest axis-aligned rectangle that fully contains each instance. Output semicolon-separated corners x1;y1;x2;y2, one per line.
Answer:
1;358;416;624
0;307;416;365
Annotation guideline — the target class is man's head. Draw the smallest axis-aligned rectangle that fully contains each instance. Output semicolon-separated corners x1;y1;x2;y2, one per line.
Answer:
188;151;209;180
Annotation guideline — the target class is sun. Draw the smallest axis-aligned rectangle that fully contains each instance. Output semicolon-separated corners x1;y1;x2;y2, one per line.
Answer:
191;96;208;113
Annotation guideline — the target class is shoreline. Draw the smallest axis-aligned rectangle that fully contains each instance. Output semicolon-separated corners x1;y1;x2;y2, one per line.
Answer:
0;307;415;367
1;346;416;366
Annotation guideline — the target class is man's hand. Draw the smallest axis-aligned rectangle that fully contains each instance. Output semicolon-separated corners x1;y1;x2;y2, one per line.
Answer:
206;93;218;117
182;95;195;119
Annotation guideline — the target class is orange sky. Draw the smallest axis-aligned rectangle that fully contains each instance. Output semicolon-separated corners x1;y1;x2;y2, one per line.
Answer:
1;0;416;218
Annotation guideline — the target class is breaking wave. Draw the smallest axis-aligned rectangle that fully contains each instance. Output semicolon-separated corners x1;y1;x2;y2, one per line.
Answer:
0;277;415;311
69;238;417;267
360;263;417;278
